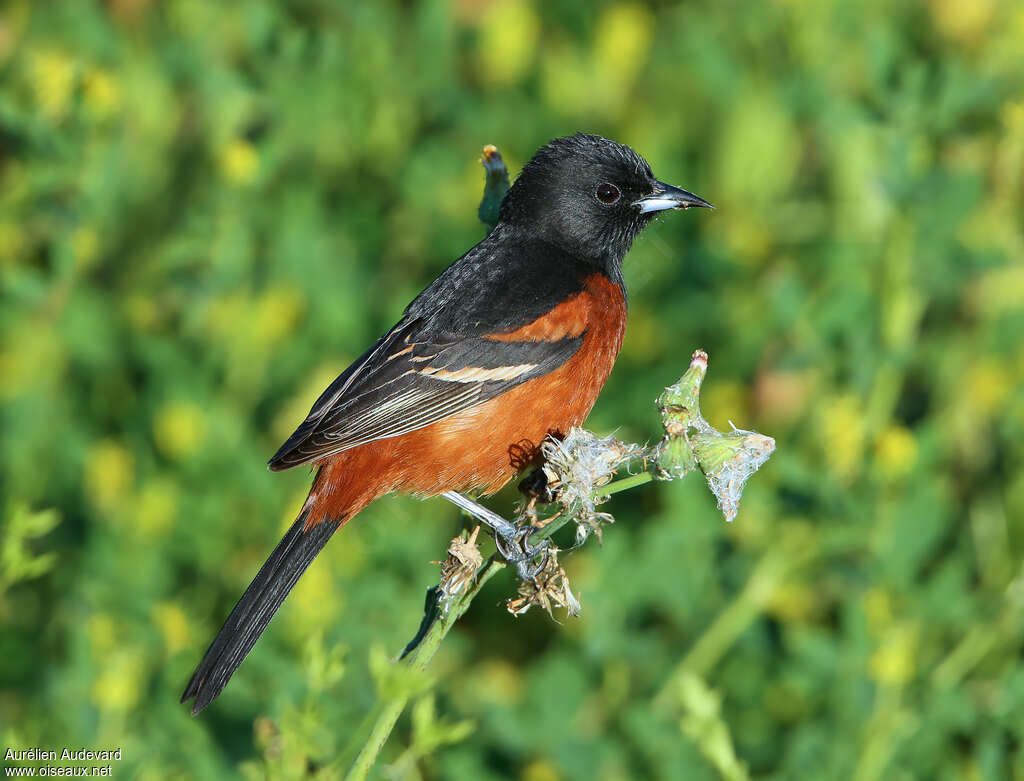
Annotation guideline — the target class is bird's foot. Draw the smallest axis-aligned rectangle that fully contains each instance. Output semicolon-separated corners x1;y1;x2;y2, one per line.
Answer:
493;523;550;581
441;491;549;581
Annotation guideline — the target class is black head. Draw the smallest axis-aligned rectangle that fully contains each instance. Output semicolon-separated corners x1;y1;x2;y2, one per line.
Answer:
498;134;711;272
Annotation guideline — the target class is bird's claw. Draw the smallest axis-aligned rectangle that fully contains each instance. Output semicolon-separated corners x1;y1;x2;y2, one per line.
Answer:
493;524;549;581
440;491;550;582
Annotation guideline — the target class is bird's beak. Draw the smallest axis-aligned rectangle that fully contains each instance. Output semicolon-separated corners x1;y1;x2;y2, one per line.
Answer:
634;181;713;213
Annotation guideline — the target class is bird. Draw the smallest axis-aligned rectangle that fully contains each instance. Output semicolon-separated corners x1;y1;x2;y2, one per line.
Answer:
181;133;711;714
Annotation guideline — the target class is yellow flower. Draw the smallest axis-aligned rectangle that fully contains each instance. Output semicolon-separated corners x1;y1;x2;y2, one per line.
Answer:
929;0;993;45
591;3;654;114
701;380;747;432
288;558;339;635
862;588;893;634
767;582;818;622
0;221;25;265
82;67;121;116
252;288;304;347
869;625;918;687
966;359;1012;418
819;394;865;482
0;320;66;399
30;50;77;121
91;651;144;712
522;759;561;781
122;293;160;331
71;226;100;271
594;4;653;77
476;0;540;86
152;602;190;655
203;292;248;342
219;138;259;184
1002;100;1024;136
83;440;134;512
136;478;180;536
968;263;1024;317
873;425;917;478
153;401;207;460
86;613;118;656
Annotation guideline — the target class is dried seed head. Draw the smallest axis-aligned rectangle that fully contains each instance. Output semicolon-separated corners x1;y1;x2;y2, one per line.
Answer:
539;428;644;544
435;526;484;609
692;426;776;522
506;549;581;618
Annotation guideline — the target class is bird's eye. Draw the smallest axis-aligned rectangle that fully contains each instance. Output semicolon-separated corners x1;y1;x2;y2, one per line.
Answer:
596;183;621;204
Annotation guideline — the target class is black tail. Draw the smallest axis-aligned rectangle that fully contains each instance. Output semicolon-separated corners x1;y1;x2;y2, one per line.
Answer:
181;513;341;715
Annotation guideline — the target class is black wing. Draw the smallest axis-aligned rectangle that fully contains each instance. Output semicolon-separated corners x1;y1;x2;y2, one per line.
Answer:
268;317;582;470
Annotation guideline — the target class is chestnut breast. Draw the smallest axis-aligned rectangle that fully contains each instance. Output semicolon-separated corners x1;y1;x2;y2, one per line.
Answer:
307;273;627;522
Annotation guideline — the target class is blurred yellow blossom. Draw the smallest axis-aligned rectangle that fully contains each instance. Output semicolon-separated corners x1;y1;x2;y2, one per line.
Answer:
252;288;304;347
86;613;118;657
153;401;207;460
289;557;339;634
136;477;180;536
91;651;144;712
123;293;161;331
203;292;248;343
966;359;1012;418
476;0;539;86
863;588;893;634
71;226;100;271
0;321;66;399
83;440;134;512
767;582;819;622
819;394;866;482
152;602;190;655
332;522;367;579
29;50;77;120
591;3;654;115
0;221;25;266
957;202;1017;256
594;5;653;77
701;380;747;432
219;138;259;184
82;67;121;116
1002;99;1024;136
968;263;1024;318
929;0;994;45
869;624;918;686
873;425;917;478
522;759;561;781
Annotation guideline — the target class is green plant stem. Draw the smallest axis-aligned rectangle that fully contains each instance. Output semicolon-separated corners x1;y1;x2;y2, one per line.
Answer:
344;557;505;781
343;467;656;779
600;471;654;497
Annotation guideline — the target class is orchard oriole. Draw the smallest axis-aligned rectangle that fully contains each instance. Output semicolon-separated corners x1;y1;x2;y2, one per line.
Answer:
182;133;710;713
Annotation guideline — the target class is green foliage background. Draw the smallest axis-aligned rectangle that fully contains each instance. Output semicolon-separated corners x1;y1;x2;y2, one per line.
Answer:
2;0;1023;778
